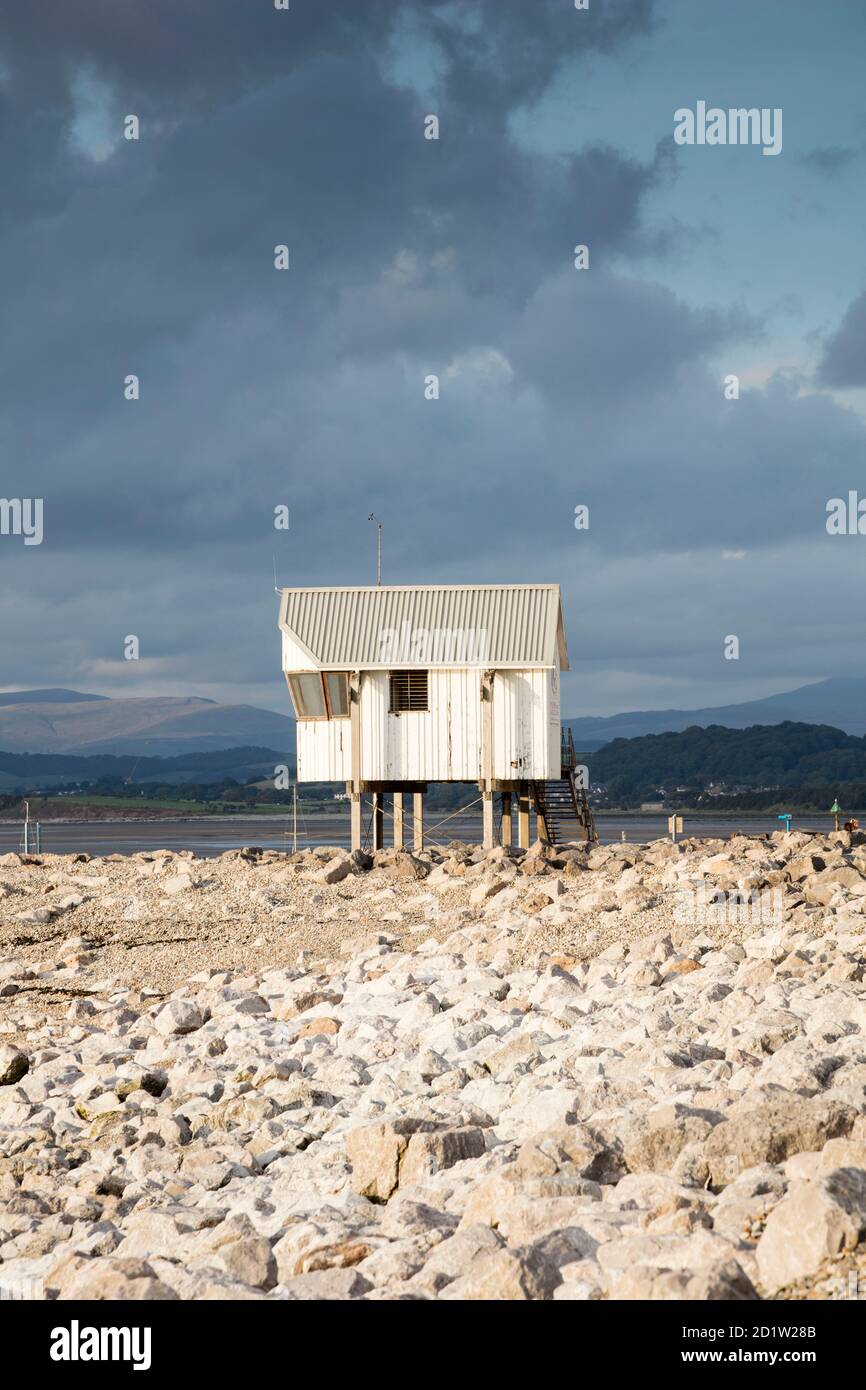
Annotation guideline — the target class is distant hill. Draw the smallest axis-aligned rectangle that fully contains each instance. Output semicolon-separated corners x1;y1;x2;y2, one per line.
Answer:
567;677;866;744
0;690;293;757
0;687;109;706
587;720;866;802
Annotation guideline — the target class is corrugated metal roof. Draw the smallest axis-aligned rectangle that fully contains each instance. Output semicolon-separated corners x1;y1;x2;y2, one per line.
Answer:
278;585;568;670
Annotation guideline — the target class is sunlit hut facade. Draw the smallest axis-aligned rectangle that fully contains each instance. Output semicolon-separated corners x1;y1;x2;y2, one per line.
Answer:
278;583;595;852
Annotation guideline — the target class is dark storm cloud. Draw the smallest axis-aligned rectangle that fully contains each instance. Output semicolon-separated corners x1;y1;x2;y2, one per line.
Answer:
505;267;760;404
817;290;866;388
2;0;866;712
796;145;859;178
0;0;669;529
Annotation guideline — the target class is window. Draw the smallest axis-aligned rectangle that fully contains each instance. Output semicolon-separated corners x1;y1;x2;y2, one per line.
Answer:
286;672;350;720
389;670;428;713
287;673;326;718
324;672;349;717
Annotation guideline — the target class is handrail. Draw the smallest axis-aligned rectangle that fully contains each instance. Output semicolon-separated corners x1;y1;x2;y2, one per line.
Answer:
560;726;577;772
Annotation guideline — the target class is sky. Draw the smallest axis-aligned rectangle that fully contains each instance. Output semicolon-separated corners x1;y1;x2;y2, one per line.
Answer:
1;0;866;718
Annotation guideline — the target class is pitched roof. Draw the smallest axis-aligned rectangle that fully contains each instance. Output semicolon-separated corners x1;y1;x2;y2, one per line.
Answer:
278;584;569;670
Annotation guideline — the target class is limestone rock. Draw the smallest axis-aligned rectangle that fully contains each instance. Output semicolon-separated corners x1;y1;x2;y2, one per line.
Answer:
614;1258;758;1301
57;1257;180;1301
282;1268;372;1300
0;1045;29;1086
346;1119;436;1200
399;1127;486;1185
704;1099;856;1188
439;1245;561;1300
153;998;203;1036
756;1168;866;1294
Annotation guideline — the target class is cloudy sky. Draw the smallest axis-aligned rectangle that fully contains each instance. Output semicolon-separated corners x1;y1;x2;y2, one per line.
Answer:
2;0;865;717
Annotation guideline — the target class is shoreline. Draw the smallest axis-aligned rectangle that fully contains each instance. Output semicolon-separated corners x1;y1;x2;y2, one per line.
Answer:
0;807;860;826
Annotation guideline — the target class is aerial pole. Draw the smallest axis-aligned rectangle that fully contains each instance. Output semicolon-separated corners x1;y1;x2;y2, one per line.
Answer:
368;513;382;585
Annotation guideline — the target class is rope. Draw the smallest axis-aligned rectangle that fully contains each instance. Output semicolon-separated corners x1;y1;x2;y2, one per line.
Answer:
418;795;484;839
353;792;487;852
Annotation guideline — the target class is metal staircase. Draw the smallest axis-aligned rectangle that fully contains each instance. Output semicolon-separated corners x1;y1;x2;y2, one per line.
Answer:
531;729;598;845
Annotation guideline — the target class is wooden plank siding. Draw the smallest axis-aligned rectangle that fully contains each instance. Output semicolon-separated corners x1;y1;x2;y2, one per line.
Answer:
295;666;558;783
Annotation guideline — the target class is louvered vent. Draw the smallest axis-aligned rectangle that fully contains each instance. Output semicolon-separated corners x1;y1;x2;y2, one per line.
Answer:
389;670;429;713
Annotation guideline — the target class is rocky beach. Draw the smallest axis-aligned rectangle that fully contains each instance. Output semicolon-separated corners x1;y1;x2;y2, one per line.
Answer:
1;831;866;1302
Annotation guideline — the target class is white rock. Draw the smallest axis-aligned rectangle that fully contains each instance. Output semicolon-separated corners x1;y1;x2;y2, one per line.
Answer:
153;999;203;1036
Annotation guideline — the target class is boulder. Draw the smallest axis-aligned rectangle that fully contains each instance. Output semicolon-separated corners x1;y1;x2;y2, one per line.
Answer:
346;1119;437;1200
0;1045;29;1086
153;999;203;1036
311;856;352;885
514;1124;623;1184
399;1127;486;1185
282;1268;372;1300
624;1114;715;1176
392;853;431;882
57;1257;180;1301
614;1258;758;1301
756;1167;866;1294
439;1245;561;1300
703;1099;856;1187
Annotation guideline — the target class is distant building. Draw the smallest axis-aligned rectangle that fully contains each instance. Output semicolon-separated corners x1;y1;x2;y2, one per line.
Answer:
278;583;595;850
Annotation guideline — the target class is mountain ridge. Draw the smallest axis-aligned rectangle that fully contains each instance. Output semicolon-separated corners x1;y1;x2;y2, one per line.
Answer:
0;691;292;756
1;676;864;759
566;677;866;743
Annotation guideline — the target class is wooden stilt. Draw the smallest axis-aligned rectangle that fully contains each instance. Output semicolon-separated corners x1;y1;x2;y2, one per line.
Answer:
393;792;404;850
372;792;384;851
482;791;495;850
517;783;530;849
501;792;512;847
413;791;424;851
350;794;362;852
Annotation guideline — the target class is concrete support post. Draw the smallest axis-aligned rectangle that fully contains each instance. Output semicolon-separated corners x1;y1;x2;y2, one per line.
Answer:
413;792;424;851
501;792;512;847
393;793;404;850
482;792;495;850
350;795;362;853
517;784;531;850
372;792;385;851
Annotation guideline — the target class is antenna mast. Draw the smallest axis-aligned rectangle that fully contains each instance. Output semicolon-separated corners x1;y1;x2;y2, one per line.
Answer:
368;514;382;585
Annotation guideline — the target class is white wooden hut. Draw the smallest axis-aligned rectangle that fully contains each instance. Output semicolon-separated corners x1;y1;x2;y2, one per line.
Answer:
277;583;594;850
